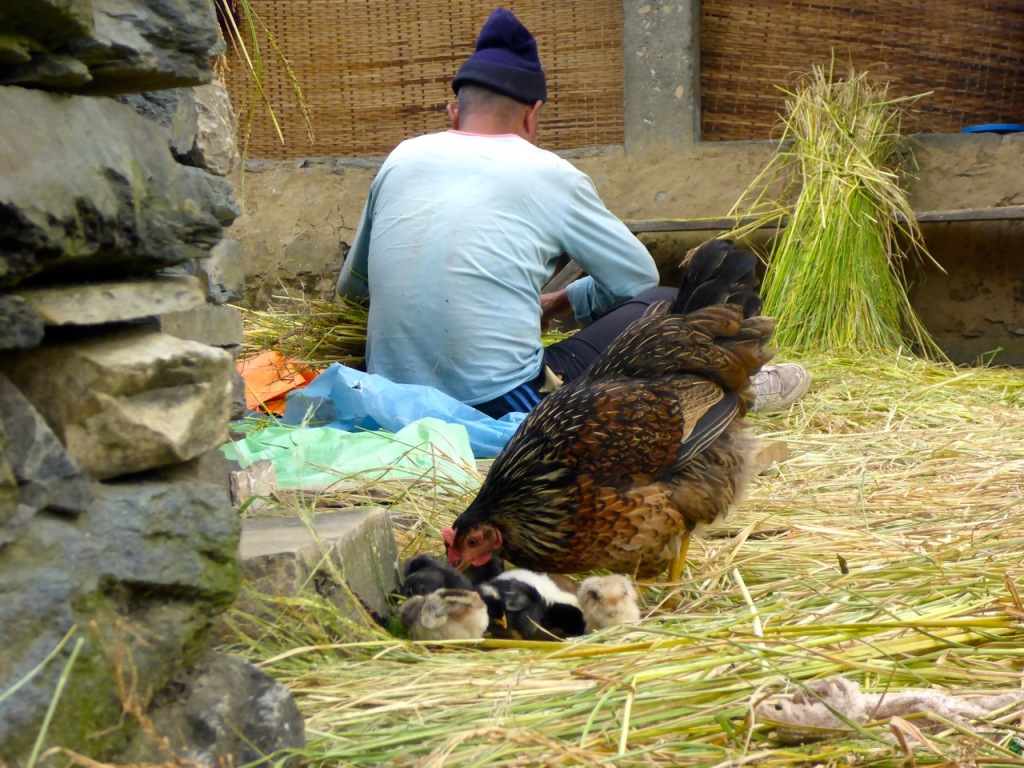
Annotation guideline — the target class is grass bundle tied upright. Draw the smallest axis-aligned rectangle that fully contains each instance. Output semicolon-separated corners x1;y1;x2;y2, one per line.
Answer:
729;62;944;360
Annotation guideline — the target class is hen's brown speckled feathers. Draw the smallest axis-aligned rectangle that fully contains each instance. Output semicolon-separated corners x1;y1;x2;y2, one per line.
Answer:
451;240;775;579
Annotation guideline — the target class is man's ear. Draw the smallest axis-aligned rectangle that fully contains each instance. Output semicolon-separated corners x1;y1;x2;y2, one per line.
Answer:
447;101;460;129
523;100;542;143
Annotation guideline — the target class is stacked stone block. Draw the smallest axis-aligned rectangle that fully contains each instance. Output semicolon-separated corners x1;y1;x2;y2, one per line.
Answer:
0;1;301;765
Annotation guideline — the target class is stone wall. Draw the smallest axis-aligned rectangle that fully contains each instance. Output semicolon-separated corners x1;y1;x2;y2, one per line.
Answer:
0;1;301;765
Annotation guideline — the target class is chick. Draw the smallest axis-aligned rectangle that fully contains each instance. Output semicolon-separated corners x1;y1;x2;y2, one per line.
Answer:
485;569;586;640
400;554;474;597
399;588;489;641
476;582;512;637
577;574;642;631
464;554;506;585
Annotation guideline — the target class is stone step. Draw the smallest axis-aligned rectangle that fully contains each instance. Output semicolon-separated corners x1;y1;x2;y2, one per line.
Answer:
238;508;399;624
14;275;205;327
156;303;244;348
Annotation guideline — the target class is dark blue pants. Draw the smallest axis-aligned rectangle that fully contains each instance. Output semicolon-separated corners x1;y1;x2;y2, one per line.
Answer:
475;286;676;418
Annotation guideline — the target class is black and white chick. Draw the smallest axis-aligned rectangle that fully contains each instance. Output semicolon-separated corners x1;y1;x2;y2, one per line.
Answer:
400;554;474;597
399;588;489;641
480;569;586;641
576;574;642;631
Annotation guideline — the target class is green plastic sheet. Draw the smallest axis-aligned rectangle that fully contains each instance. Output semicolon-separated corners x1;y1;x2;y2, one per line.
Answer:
221;417;478;489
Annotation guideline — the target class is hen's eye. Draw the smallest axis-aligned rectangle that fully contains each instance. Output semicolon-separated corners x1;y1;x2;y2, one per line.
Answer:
467;536;479;547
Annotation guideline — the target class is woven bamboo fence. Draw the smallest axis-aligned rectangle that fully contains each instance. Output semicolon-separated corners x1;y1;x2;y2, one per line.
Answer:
220;0;1024;157
219;0;626;159
701;0;1024;140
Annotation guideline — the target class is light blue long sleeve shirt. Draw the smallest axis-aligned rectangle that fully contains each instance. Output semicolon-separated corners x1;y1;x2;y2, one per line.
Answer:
337;130;659;405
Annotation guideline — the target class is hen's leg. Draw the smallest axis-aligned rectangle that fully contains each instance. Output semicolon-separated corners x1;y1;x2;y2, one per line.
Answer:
667;531;692;583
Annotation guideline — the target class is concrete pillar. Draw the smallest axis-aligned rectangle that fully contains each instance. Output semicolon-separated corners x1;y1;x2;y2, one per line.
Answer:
622;1;700;153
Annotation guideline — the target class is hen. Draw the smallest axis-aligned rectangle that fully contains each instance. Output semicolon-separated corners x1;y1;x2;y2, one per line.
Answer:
445;239;774;582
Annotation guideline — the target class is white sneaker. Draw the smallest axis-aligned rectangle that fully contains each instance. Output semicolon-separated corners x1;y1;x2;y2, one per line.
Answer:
751;363;811;414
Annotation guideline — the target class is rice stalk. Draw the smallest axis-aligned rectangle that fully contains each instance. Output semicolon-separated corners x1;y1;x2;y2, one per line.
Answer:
216;353;1024;767
214;0;314;168
725;60;943;360
238;294;369;369
26;637;84;768
0;626;78;708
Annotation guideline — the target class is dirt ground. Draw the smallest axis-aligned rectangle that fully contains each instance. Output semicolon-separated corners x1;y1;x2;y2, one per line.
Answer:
229;132;1024;365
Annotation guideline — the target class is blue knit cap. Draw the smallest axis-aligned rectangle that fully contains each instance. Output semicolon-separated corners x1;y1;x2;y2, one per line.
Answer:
451;8;547;104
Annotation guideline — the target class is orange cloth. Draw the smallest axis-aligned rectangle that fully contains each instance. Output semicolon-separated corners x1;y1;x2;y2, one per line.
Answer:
237;351;319;414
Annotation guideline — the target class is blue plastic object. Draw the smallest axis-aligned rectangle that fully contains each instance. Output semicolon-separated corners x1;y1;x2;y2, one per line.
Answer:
281;363;526;458
961;123;1024;134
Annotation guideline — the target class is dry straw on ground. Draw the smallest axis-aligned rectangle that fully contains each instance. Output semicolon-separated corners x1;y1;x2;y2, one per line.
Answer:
220;352;1024;767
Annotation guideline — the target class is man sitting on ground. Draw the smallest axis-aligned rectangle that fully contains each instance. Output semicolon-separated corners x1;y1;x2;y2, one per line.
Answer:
337;8;809;418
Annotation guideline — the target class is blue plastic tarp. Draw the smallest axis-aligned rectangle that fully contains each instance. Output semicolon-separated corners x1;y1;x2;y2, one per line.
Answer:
280;363;525;459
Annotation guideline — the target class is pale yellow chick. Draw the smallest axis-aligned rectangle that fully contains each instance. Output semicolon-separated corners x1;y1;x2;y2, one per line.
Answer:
577;574;641;631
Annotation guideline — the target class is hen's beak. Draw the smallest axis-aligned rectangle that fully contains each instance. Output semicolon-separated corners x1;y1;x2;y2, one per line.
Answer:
455;559;472;573
494;614;507;629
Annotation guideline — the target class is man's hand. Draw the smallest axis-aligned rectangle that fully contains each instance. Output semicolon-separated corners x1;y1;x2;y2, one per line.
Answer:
540;289;572;330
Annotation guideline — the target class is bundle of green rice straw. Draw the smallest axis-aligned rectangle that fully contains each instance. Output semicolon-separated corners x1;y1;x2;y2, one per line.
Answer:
240;293;575;369
729;62;943;359
240;294;370;369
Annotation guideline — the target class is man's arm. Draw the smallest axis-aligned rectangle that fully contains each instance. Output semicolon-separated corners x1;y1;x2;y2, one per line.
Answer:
337;199;373;299
559;175;659;323
540;288;572;328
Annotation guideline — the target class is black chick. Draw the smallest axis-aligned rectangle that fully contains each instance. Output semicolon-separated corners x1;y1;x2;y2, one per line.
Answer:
400;554;474;597
463;554;506;585
476;582;511;636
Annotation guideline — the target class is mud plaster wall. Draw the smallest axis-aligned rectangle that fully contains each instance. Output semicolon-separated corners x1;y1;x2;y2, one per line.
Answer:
228;132;1024;365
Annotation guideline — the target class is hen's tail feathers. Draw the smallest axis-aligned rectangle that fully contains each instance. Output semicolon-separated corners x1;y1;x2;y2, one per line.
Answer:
586;305;776;398
669;239;763;318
